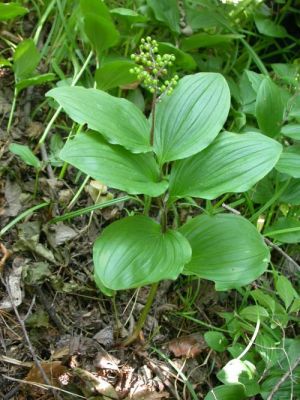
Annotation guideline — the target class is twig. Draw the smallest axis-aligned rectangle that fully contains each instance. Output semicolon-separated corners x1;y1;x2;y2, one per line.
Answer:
34;285;67;334
40;143;55;180
222;203;300;272
264;238;300;273
0;276;63;400
266;355;300;400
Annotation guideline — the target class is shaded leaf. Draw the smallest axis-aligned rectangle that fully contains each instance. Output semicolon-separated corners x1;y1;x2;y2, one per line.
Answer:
180;214;270;290
275;145;300;178
255;16;287;38
281;124;300;140
47;86;151;153
275;275;298;309
95;60;136;91
169;132;282;200
147;0;180;33
240;305;269;322
60;132;167;197
182;33;243;52
16;73;56;93
93;216;192;291
110;7;148;24
256;77;285;137
9;143;41;169
154;73;230;164
82;14;120;54
13;39;40;81
265;217;300;243
158;42;196;70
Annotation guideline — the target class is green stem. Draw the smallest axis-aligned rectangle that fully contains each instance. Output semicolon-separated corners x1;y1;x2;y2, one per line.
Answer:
150;90;157;146
37;51;93;148
7;88;18;133
122;282;159;346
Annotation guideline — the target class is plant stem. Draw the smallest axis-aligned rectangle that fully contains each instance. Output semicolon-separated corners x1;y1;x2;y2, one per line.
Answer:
7;88;18;133
149;90;157;146
122;282;159;346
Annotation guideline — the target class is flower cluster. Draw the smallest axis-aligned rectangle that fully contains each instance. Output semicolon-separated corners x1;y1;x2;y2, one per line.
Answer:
130;37;179;97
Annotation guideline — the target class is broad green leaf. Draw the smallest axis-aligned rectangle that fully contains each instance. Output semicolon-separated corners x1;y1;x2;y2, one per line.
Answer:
95;60;136;91
256;77;285;137
154;73;230;164
0;57;12;67
272;63;299;85
217;359;259;397
80;0;111;20
245;70;264;93
0;3;28;20
265;217;300;243
47;86;151;153
205;384;247;400
182;33;243;52
204;331;228;352
280;179;300;205
255;16;287;38
93;215;192;291
59;132;167;197
13;39;40;81
255;333;282;367
180;214;270;290
16;73;56;93
281;124;300;140
110;8;148;23
185;7;220;30
275;145;300;178
240;305;269;322
147;0;180;33
275;275;298;309
9;143;41;170
82;14;120;54
251;289;276;313
158;42;196;70
169;132;282;200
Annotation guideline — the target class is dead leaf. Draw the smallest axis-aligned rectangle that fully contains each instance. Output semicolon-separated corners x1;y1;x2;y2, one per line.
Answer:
168;333;207;358
15;221;56;263
22;361;69;398
2;179;22;217
0;256;24;310
45;222;77;246
93;325;114;347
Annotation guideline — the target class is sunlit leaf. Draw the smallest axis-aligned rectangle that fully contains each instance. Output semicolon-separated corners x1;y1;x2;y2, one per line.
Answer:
154;73;230;164
59;132;167;197
180;213;270;290
0;2;28;20
205;384;247;400
93;215;192;291
169;132;282;200
47;86;151;153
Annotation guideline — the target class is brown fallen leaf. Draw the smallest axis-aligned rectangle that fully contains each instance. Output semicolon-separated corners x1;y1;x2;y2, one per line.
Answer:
168;333;207;358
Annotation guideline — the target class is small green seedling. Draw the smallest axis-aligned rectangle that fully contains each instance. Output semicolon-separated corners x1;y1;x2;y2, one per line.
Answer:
9;143;42;197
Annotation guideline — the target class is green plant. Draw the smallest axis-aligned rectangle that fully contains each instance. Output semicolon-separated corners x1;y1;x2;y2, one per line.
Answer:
46;34;284;345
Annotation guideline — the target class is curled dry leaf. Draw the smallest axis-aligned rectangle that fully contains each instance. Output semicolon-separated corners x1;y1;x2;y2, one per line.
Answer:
168;333;207;358
0;256;24;310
